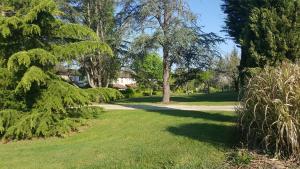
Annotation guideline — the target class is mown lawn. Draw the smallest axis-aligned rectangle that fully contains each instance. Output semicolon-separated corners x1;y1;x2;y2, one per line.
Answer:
0;108;237;169
117;92;238;106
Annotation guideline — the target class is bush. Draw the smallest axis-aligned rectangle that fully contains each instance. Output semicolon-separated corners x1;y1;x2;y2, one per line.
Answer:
238;62;300;159
121;88;135;98
0;80;103;140
143;92;151;96
0;107;103;140
84;87;124;103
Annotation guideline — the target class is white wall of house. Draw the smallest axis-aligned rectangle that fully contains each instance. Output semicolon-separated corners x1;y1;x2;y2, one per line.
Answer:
112;77;136;86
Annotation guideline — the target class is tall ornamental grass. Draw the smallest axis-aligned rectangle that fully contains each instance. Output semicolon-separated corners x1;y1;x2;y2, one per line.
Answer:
238;62;300;159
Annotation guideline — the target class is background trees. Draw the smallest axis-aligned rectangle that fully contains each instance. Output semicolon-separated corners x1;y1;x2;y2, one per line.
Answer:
56;0;121;87
132;53;163;95
215;48;240;92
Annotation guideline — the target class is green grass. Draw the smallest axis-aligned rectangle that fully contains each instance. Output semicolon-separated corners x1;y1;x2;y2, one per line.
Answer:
0;108;237;169
117;92;238;106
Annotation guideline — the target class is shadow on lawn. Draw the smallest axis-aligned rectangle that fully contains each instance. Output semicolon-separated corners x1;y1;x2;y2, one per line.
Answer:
119;104;238;147
167;123;238;148
119;104;236;122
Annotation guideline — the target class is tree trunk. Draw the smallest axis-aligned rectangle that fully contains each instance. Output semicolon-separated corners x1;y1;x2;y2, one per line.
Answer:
162;46;170;103
207;82;210;94
234;77;239;92
86;1;91;28
239;45;247;87
86;71;96;88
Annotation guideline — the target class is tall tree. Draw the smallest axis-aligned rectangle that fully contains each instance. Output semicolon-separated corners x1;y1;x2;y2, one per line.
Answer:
243;1;300;67
0;0;112;139
222;0;300;71
118;0;219;103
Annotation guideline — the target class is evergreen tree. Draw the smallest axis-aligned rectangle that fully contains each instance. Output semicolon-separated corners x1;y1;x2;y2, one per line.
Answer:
0;0;112;139
222;0;300;70
244;1;300;67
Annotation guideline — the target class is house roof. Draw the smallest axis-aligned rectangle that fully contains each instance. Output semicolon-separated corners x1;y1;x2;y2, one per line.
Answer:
110;84;127;89
119;68;136;78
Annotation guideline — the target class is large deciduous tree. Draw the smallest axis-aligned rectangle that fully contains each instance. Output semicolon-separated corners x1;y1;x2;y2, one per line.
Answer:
118;0;220;103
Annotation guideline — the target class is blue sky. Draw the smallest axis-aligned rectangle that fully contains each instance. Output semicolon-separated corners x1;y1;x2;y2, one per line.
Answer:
188;0;237;56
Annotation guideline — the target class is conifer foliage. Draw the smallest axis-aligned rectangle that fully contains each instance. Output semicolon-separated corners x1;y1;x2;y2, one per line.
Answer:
0;0;114;140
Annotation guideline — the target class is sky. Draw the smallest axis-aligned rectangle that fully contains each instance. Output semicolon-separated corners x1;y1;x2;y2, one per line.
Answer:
188;0;238;56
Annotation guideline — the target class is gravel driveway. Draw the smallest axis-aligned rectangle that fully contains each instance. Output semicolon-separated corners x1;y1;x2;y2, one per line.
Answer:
92;104;236;111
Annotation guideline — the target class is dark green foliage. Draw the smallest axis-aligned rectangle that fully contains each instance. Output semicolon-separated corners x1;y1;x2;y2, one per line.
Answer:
121;88;135;98
243;2;300;67
69;107;104;119
142;92;151;96
0;0;114;140
84;88;124;103
238;62;300;159
0;68;14;89
222;0;300;71
0;90;27;110
0;107;103;140
33;80;90;113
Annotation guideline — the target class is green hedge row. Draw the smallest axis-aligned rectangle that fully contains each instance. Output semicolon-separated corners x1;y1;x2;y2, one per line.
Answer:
84;88;124;103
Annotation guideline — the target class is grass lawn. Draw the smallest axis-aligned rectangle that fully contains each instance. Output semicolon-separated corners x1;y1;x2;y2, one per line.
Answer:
0;108;237;169
117;92;239;106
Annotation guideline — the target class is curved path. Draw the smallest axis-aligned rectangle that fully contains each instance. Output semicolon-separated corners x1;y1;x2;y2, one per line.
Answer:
92;104;236;111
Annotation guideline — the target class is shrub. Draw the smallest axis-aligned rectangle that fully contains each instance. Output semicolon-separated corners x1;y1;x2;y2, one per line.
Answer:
0;107;103;140
0;80;104;140
238;62;300;159
84;88;124;103
121;88;135;98
143;92;151;96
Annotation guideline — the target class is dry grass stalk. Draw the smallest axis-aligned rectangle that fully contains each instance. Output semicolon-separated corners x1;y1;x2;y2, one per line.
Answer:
238;62;300;160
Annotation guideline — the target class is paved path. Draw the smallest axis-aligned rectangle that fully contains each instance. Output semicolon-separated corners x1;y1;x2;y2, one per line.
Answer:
92;104;236;111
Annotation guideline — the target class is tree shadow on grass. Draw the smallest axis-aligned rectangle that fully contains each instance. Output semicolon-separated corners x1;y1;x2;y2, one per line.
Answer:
118;104;238;148
167;123;238;148
119;104;236;123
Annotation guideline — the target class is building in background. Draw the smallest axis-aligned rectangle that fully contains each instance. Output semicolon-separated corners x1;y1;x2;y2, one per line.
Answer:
111;68;136;90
